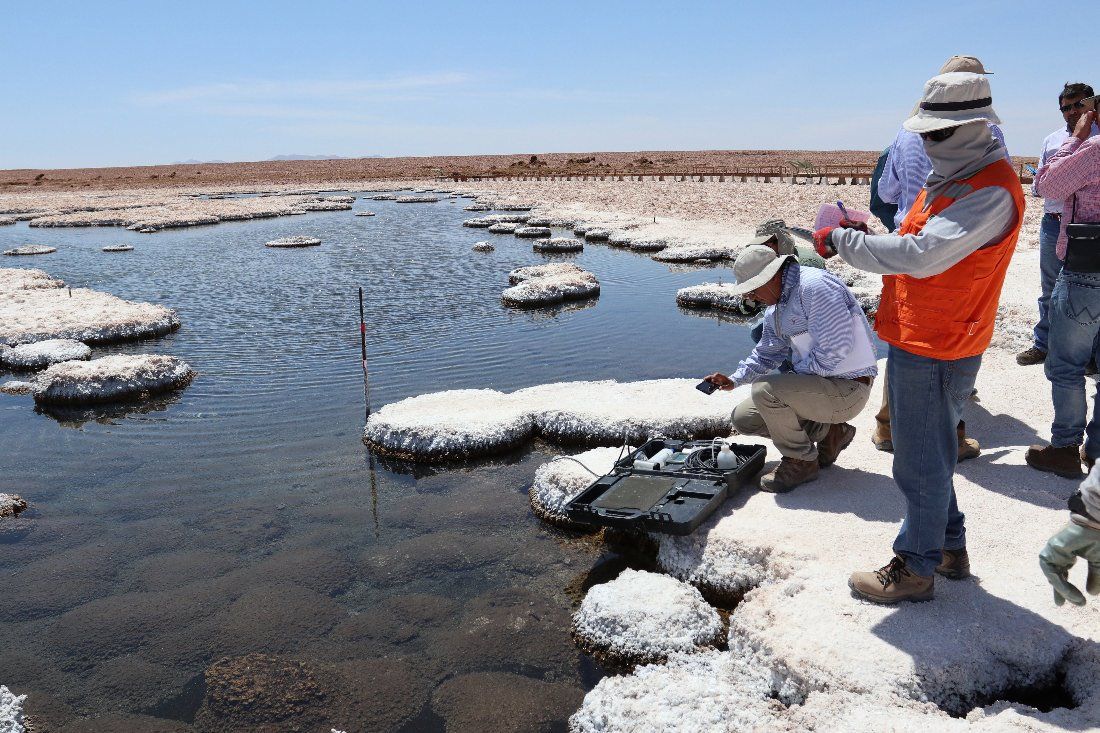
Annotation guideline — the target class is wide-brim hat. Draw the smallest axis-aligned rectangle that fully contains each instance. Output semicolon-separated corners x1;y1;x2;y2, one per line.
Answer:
746;219;796;254
904;72;1000;133
726;245;793;295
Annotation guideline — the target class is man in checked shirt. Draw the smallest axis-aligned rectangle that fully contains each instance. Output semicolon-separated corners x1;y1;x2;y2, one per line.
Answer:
1027;98;1100;478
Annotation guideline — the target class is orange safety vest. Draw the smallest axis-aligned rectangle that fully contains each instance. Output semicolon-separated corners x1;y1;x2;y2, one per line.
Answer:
874;159;1024;360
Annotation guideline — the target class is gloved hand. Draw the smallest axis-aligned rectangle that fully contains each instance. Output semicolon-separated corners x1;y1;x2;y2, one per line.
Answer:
813;227;837;259
839;218;870;233
1039;522;1100;606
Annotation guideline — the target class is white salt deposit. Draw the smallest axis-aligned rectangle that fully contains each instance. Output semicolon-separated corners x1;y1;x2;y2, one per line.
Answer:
0;339;91;369
573;569;723;667
325;195;355;203
364;380;745;461
530;447;627;527
0;218;15;226
31;353;194;405
533;237;583;253
0;494;28;519
0;685;26;733
514;226;552;238
583;228;612;242
265;236;321;248
101;244;133;252
502;267;599;307
3;245;56;256
676;283;747;313
472;242;495;252
296;200;352;212
487;223;520;234
508;263;586;284
354;211;376;217
464;204;491;211
0;270;179;346
653;243;738;262
629;239;669;252
0;381;34;395
370;193;397;201
395;196;440;203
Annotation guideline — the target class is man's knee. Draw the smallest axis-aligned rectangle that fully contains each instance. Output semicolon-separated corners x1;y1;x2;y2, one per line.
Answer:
750;380;783;408
732;399;764;435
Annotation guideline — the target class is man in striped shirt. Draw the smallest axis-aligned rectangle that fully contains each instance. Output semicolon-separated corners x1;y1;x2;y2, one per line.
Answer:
704;246;878;493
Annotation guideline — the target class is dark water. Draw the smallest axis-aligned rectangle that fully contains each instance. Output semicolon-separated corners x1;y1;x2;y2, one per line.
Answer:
0;196;758;732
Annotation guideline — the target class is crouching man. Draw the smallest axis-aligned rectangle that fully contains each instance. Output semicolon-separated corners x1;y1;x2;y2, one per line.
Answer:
704;245;878;493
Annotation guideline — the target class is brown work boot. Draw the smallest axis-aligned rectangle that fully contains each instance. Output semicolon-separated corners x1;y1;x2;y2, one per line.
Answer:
849;556;934;604
818;423;856;468
759;457;819;494
1025;444;1085;479
1015;346;1047;366
936;547;971;579
957;422;981;462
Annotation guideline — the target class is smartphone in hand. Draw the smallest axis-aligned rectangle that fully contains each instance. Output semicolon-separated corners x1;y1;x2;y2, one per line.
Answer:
695;379;719;395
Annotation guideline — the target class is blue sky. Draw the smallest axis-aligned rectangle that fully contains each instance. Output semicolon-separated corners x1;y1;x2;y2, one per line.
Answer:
2;1;1094;169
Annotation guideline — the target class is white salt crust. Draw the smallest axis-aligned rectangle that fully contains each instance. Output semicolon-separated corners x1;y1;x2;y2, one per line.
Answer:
583;228;612;242
572;569;723;667
265;236;321;248
395;196;440;203
102;244;133;252
0;685;25;733
364;380;745;461
533;238;583;253
0;494;28;518
472;242;495;252
463;214;531;228
354;211;376;217
0;381;34;395
676;282;747;313
3;245;56;256
514;226;552;238
31;354;194;405
0;218;15;226
0;339;91;369
0;269;180;346
487;222;520;233
464;204;491;211
530;447;628;526
502;264;599;307
653;243;738;262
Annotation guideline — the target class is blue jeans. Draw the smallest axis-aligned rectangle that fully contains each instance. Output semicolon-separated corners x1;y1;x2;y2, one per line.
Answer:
1046;270;1100;458
1033;212;1063;352
888;345;981;576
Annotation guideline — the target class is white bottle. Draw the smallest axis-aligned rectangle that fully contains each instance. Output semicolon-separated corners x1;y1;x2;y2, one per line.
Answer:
647;448;674;470
716;443;738;470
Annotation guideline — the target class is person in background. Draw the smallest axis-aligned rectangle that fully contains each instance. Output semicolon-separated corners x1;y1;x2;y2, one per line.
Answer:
1027;99;1100;477
704;246;877;494
815;72;1023;603
869;146;899;232
1017;83;1099;367
869;55;999;459
743;219;825;321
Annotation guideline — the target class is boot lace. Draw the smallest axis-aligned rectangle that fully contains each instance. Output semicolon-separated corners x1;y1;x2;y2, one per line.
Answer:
873;557;910;588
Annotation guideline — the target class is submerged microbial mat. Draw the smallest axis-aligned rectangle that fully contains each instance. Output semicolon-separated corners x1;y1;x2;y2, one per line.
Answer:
0;194;775;731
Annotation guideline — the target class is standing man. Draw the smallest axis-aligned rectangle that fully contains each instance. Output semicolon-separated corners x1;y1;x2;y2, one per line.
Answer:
703;246;877;494
1016;83;1098;367
814;72;1024;603
1026;99;1100;476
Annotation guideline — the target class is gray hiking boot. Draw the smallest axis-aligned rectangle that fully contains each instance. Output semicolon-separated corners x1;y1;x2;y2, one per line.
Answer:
759;457;819;494
849;556;934;604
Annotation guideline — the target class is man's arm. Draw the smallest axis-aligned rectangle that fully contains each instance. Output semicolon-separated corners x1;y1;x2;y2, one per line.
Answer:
877;139;903;206
730;311;788;385
831;186;1017;278
991;123;1010;162
1033;133;1052;197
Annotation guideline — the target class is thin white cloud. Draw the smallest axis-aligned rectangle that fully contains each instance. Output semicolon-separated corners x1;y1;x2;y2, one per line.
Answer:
135;72;472;105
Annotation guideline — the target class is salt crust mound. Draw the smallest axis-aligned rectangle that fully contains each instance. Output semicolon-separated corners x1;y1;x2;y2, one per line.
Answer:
463;214;531;228
364;380;745;461
0;270;180;346
3;245;56;256
0;685;25;733
353;211;375;217
676;282;746;313
472;242;495;252
102;244;133;252
653;242;738;262
530;446;628;527
487;222;519;233
31;354;194;405
265;236;321;248
583;228;612;242
0;494;28;518
0;339;91;369
502;266;600;307
297;200;352;211
464;203;491;211
395;195;440;203
515;226;552;238
572;569;723;667
0;381;34;395
533;237;583;253
0;218;15;226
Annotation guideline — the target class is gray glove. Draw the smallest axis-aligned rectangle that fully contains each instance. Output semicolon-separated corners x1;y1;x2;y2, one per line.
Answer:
1039;522;1100;606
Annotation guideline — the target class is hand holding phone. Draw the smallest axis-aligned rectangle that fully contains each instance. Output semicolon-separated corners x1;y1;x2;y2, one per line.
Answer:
699;373;735;394
696;380;718;395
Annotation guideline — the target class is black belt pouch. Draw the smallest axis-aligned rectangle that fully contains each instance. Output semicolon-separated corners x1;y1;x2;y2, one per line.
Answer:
1065;223;1100;273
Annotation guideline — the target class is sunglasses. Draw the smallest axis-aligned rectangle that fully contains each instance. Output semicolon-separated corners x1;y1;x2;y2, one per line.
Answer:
1060;99;1089;113
920;127;957;142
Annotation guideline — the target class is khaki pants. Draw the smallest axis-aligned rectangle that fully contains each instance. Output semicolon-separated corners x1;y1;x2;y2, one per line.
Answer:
732;373;873;461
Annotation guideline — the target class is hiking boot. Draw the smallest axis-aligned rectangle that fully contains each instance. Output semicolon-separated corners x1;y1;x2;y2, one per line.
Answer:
1015;347;1047;366
956;421;980;461
759;457;819;493
1025;444;1085;479
848;556;934;604
818;423;856;468
936;547;971;579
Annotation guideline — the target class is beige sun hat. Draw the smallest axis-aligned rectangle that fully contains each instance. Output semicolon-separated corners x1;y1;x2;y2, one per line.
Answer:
746;219;796;255
726;245;794;295
939;55;992;74
903;72;1000;134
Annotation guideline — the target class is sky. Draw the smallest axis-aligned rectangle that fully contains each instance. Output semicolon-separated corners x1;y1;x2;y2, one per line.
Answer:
1;0;1095;169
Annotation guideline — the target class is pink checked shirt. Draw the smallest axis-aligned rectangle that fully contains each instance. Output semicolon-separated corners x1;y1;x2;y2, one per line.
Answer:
1035;135;1100;260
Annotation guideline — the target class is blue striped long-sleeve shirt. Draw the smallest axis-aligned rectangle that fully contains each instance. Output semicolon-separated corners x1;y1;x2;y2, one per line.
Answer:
731;264;878;385
878;123;1009;230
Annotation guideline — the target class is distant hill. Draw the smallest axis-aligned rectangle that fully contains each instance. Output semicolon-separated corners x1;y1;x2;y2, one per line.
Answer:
173;158;228;164
267;154;383;161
